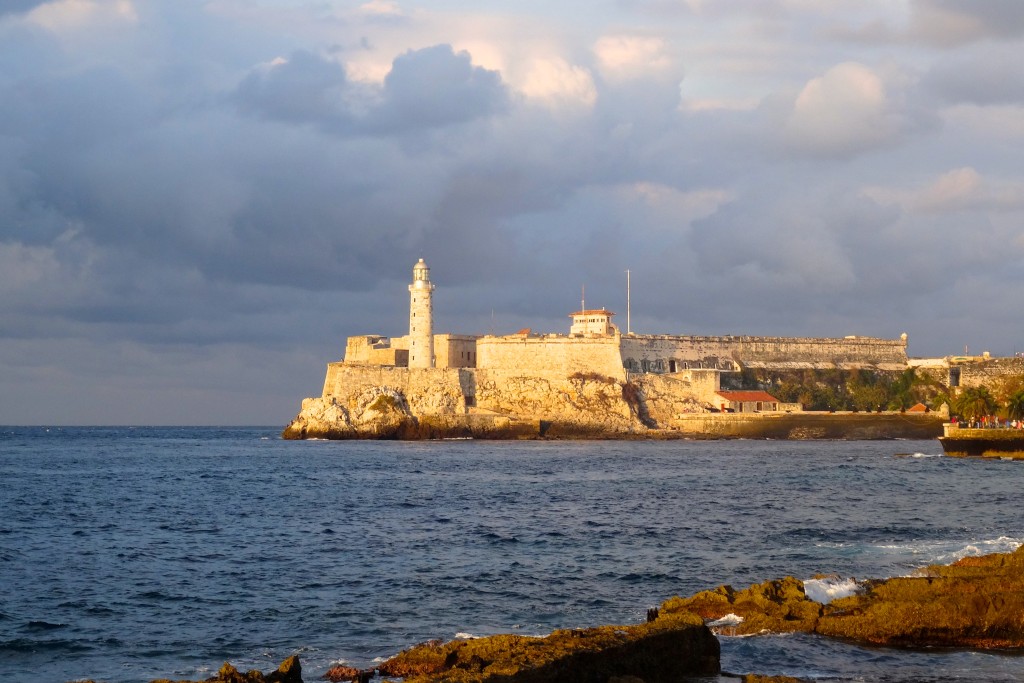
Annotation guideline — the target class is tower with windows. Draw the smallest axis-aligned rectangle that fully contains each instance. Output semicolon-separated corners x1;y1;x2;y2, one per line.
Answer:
408;258;435;368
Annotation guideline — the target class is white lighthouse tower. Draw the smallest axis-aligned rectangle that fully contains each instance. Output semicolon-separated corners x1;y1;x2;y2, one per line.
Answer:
408;258;435;368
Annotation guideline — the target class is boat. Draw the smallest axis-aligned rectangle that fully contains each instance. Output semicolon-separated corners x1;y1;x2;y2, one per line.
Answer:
938;423;1024;459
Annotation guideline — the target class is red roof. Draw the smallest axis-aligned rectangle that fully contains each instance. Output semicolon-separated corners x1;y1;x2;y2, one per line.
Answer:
716;391;779;403
907;402;928;413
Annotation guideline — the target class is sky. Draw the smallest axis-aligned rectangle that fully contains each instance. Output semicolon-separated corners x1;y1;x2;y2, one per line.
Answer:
2;0;1024;425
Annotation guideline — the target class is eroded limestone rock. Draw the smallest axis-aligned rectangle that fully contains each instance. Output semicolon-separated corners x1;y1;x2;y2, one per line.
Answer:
816;546;1024;648
661;545;1024;649
377;612;719;683
149;655;301;683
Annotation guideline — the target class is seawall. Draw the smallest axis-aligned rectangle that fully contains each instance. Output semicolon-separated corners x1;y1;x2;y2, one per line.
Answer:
668;412;944;440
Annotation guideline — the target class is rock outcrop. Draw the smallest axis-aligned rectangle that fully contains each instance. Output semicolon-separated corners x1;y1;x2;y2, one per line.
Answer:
283;362;945;440
660;544;1024;649
376;611;719;683
149;655;302;683
282;365;672;440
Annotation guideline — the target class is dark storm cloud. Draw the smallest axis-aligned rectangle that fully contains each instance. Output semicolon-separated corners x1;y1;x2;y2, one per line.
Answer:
233;50;356;128
233;44;509;134
374;44;509;130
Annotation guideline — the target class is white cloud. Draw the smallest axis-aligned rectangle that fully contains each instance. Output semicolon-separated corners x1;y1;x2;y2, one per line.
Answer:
26;0;136;32
519;57;597;110
781;62;902;157
359;0;403;17
623;183;733;223
594;35;671;80
864;167;1024;213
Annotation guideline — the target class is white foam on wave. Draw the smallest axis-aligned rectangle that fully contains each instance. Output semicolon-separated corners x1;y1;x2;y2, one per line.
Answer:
873;536;1023;573
454;632;481;640
707;613;744;627
907;452;943;458
803;576;861;603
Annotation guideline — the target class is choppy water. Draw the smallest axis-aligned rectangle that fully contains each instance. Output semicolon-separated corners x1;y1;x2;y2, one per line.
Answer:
1;428;1022;683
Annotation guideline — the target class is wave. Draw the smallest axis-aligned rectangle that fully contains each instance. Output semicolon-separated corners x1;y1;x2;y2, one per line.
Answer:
872;536;1023;570
22;620;67;631
802;576;861;604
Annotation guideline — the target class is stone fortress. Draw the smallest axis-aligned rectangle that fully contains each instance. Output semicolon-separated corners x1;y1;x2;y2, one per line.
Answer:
284;259;963;439
345;259;910;378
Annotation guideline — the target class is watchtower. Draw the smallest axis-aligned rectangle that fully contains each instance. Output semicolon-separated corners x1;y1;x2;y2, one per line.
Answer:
408;258;435;368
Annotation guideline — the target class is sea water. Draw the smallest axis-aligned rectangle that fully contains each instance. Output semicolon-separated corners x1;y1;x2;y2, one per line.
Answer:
1;427;1022;683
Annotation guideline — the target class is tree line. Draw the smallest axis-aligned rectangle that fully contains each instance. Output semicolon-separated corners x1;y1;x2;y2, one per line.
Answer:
728;367;1024;419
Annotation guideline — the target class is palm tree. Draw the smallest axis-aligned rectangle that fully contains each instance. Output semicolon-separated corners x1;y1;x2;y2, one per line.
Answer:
955;386;997;422
1005;389;1024;421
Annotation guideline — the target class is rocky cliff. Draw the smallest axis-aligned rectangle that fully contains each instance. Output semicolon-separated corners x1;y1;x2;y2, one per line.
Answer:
282;364;944;440
282;365;678;439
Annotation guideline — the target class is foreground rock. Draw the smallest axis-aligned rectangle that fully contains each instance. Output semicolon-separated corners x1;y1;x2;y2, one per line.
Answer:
149;655;302;683
377;611;719;682
662;544;1024;649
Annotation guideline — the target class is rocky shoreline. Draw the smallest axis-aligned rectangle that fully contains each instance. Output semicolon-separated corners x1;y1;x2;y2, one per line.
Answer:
128;545;1024;683
282;395;944;441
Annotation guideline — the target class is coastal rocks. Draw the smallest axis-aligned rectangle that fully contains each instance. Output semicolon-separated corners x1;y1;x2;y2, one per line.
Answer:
661;577;821;636
282;387;419;440
661;545;1024;649
322;664;374;682
815;545;1024;648
377;612;719;683
149;655;302;683
282;397;354;439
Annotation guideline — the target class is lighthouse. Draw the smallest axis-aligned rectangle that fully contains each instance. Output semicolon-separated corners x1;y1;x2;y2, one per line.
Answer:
408;258;435;368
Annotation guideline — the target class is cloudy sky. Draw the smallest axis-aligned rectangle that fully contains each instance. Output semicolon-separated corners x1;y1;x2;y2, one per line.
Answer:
2;0;1023;424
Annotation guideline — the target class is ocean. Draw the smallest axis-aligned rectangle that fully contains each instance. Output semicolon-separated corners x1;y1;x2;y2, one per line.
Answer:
1;427;1022;683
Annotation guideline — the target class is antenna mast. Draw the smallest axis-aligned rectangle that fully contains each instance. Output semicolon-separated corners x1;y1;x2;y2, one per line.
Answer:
626;268;631;335
581;284;585;313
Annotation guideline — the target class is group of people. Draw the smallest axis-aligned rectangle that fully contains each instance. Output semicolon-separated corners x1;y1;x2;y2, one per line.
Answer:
951;415;1024;429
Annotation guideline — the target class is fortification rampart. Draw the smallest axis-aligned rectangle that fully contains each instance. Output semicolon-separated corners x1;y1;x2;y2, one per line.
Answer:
476;334;626;380
957;358;1024;389
620;334;907;373
669;412;943;440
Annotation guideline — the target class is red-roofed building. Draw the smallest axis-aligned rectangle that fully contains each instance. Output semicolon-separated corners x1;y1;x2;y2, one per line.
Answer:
716;390;781;413
906;402;929;413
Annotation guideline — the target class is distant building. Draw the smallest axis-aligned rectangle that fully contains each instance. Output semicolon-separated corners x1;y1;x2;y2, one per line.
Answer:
716;390;781;413
569;309;617;336
339;260;910;378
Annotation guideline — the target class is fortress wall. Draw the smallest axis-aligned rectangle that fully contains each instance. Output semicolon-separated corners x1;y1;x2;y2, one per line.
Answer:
344;335;388;363
321;363;469;415
476;335;626;380
435;334;479;369
621;335;908;373
957;358;1024;389
620;337;738;372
